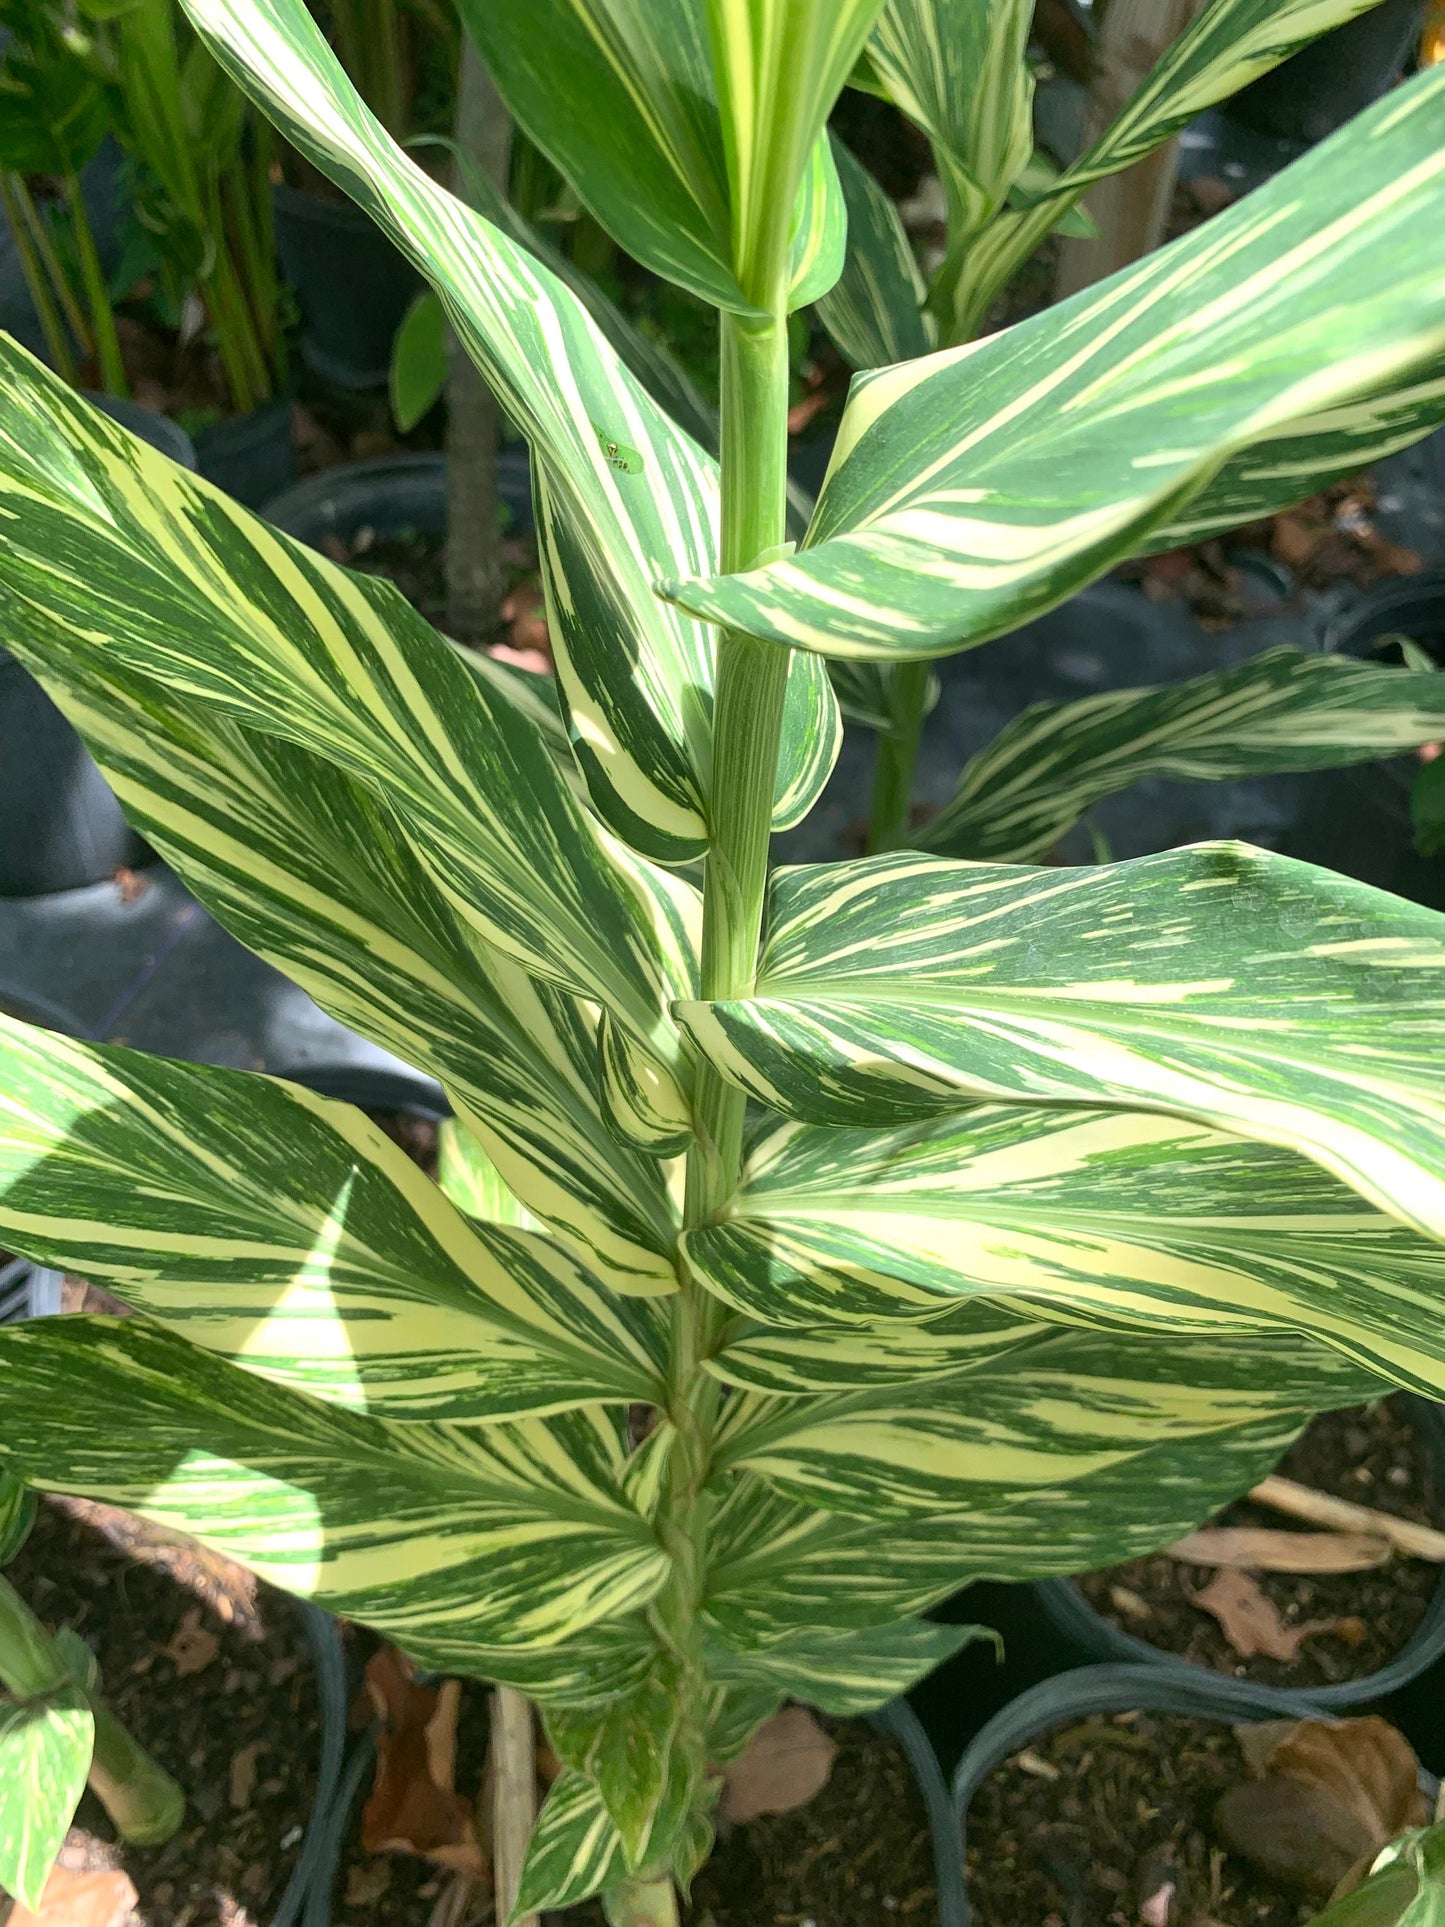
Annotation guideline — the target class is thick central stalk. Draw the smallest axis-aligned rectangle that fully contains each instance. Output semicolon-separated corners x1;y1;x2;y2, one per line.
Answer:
625;304;792;1927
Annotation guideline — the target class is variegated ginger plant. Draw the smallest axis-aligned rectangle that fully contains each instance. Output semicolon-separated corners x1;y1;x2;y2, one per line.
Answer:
1;4;1445;1923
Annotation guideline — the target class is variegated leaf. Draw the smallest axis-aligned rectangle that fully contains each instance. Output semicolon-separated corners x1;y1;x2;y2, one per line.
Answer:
516;1769;624;1914
0;1319;669;1666
868;0;1034;239
711;1323;1377;1519
0;1689;93;1911
435;1117;536;1231
707;1616;984;1714
659;67;1445;659
827;658;940;736
676;843;1445;1241
814;133;933;372
0;1470;35;1566
545;1657;700;1871
919;647;1445;864
692;1107;1445;1397
43;661;682;1295
0;347;698;1064
0;1013;664;1419
172;0;840;861
703;1331;1378;1640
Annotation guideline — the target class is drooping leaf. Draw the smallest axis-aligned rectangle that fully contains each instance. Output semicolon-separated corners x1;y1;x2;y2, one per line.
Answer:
0;1689;94;1912
917;648;1445;863
814;134;933;372
0;1011;663;1419
0;345;699;1060
707;1615;985;1715
168;0;841;858
690;1106;1445;1398
659;67;1445;659
0;1319;669;1671
710;1323;1379;1520
676;842;1445;1241
515;1769;624;1913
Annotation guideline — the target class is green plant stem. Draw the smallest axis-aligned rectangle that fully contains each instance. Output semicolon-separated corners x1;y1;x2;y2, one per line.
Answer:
643;303;792;1921
62;176;128;398
866;658;933;854
0;1576;183;1844
15;181;94;362
0;176;78;387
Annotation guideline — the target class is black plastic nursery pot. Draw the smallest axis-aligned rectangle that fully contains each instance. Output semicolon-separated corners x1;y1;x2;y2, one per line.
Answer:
1225;0;1424;147
194;395;299;509
272;182;422;393
0;396;195;897
261;446;535;550
950;1662;1416;1927
1030;1397;1445;1717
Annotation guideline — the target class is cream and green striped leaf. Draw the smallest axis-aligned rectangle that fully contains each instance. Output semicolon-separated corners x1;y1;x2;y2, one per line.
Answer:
0;1013;664;1419
545;1658;699;1870
868;0;1034;242
814;134;933;372
174;0;839;863
0;1690;92;1911
435;1117;536;1232
10;598;682;1294
710;1324;1377;1520
827;658;940;737
0;1471;35;1567
660;66;1445;660
692;1108;1445;1397
706;1616;984;1714
678;842;1445;1241
918;648;1445;864
0;1319;669;1671
516;1770;627;1914
0;347;699;1063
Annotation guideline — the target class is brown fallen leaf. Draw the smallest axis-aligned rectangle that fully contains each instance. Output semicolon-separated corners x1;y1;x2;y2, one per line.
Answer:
1215;1716;1425;1898
362;1647;486;1876
1168;1527;1392;1574
229;1740;263;1811
719;1706;838;1825
9;1868;139;1927
1191;1569;1359;1662
164;1606;221;1677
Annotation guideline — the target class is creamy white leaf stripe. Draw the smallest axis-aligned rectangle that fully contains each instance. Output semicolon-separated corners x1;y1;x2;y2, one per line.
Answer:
660;66;1445;659
676;842;1445;1242
0;1693;92;1912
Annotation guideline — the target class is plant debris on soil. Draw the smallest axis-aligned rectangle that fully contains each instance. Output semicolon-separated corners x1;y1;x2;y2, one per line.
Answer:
3;1496;322;1927
1079;1398;1441;1689
320;524;550;665
964;1712;1316;1927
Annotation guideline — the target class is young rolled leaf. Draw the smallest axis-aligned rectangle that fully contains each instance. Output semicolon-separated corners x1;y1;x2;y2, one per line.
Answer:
0;1689;94;1912
0;1319;668;1670
0;1011;663;1419
0;347;701;1064
689;1107;1445;1397
660;65;1445;660
174;0;840;860
814;133;934;372
918;647;1445;864
710;1322;1379;1519
676;842;1445;1241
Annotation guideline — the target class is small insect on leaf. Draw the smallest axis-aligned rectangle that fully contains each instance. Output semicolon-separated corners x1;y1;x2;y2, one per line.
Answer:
595;427;645;474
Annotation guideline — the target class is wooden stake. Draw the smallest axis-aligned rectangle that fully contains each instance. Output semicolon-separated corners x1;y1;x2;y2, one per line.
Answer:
491;1685;538;1927
1249;1475;1445;1563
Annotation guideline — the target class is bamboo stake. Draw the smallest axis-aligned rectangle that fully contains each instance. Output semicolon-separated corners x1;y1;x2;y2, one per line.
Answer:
490;1685;538;1927
1249;1475;1445;1562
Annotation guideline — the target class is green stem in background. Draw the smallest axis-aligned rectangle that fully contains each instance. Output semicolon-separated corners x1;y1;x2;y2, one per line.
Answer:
0;1576;183;1844
15;181;94;363
866;658;934;854
636;304;792;1927
226;138;286;386
0;176;78;387
62;175;128;398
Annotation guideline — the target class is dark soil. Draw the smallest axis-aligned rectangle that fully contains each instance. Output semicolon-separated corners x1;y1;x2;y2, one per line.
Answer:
1079;1397;1441;1689
4;1495;323;1926
366;1106;440;1178
564;1719;937;1927
327;526;449;629
964;1712;1313;1927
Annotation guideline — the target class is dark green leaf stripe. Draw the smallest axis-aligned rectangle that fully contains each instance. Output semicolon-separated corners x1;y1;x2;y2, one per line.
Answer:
815;134;933;372
919;648;1445;863
0;344;699;1066
0;1320;668;1665
677;843;1445;1240
0;1691;92;1910
693;1107;1445;1397
0;1011;664;1418
39;655;682;1294
710;1323;1377;1519
659;68;1445;659
179;0;840;860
